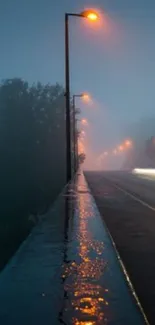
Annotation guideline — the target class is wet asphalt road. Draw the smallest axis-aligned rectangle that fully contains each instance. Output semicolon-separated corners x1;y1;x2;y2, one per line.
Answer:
85;171;155;325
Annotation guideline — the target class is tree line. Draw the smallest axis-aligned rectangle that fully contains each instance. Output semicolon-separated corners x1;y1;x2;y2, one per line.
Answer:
0;78;68;268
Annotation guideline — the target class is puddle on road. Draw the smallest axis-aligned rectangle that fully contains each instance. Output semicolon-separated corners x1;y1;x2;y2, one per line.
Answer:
60;175;109;325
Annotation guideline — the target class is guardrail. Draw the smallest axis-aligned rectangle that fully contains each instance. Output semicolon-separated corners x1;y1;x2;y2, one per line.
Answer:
0;172;149;324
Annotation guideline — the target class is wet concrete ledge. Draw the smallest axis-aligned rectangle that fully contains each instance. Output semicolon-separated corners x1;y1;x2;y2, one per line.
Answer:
0;172;148;324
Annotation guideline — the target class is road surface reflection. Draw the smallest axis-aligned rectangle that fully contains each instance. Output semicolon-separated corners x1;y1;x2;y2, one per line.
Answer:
61;175;109;324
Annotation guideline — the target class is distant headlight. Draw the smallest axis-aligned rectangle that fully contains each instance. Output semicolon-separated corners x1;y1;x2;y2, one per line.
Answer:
132;168;155;175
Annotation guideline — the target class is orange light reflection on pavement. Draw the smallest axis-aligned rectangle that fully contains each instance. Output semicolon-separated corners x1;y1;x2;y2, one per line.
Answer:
61;176;109;324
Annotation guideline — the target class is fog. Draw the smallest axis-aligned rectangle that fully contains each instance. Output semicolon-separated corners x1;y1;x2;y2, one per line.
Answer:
82;114;155;171
0;0;155;267
81;99;155;170
1;0;155;173
76;1;155;171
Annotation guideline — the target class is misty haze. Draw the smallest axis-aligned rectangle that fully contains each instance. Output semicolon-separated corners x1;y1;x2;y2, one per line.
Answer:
0;1;155;324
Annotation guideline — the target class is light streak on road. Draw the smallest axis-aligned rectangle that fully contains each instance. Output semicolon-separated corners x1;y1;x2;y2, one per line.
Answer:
132;168;155;178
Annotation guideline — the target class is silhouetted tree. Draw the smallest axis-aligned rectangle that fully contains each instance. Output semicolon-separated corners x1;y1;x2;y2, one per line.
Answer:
0;78;66;268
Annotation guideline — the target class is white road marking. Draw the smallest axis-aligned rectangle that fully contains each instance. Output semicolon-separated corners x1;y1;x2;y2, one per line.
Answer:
112;182;155;212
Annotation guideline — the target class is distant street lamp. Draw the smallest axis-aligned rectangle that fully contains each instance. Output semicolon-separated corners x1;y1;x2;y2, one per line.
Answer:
65;9;99;182
81;118;88;126
81;93;90;102
72;93;85;172
118;145;124;152
125;139;132;148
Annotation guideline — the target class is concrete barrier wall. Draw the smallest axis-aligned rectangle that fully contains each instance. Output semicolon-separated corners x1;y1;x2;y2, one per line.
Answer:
0;172;149;324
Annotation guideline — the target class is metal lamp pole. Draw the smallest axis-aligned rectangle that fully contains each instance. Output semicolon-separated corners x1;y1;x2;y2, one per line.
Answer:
65;13;72;183
73;95;76;174
72;94;84;173
65;10;98;183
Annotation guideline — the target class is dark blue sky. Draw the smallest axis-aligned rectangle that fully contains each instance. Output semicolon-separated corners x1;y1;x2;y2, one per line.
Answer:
1;0;155;168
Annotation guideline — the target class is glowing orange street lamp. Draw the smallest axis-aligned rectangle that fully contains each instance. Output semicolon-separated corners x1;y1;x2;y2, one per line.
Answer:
72;92;90;172
125;139;132;148
65;9;99;181
72;93;88;172
81;93;90;101
118;145;124;152
81;118;88;126
81;10;98;20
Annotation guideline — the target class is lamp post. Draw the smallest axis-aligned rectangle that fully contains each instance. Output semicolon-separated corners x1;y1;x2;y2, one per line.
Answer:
65;10;98;183
72;94;84;173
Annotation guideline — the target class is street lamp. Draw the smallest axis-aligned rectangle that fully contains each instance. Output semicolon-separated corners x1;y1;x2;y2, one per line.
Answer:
72;93;90;173
81;118;88;126
65;9;99;182
118;145;124;152
124;139;132;148
72;93;87;173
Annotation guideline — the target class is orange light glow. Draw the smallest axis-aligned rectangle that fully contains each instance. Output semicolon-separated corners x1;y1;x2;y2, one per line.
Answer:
75;321;95;325
62;180;109;324
125;139;132;148
82;93;90;101
81;118;88;126
78;139;85;154
81;10;99;21
118;145;124;152
87;12;98;21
